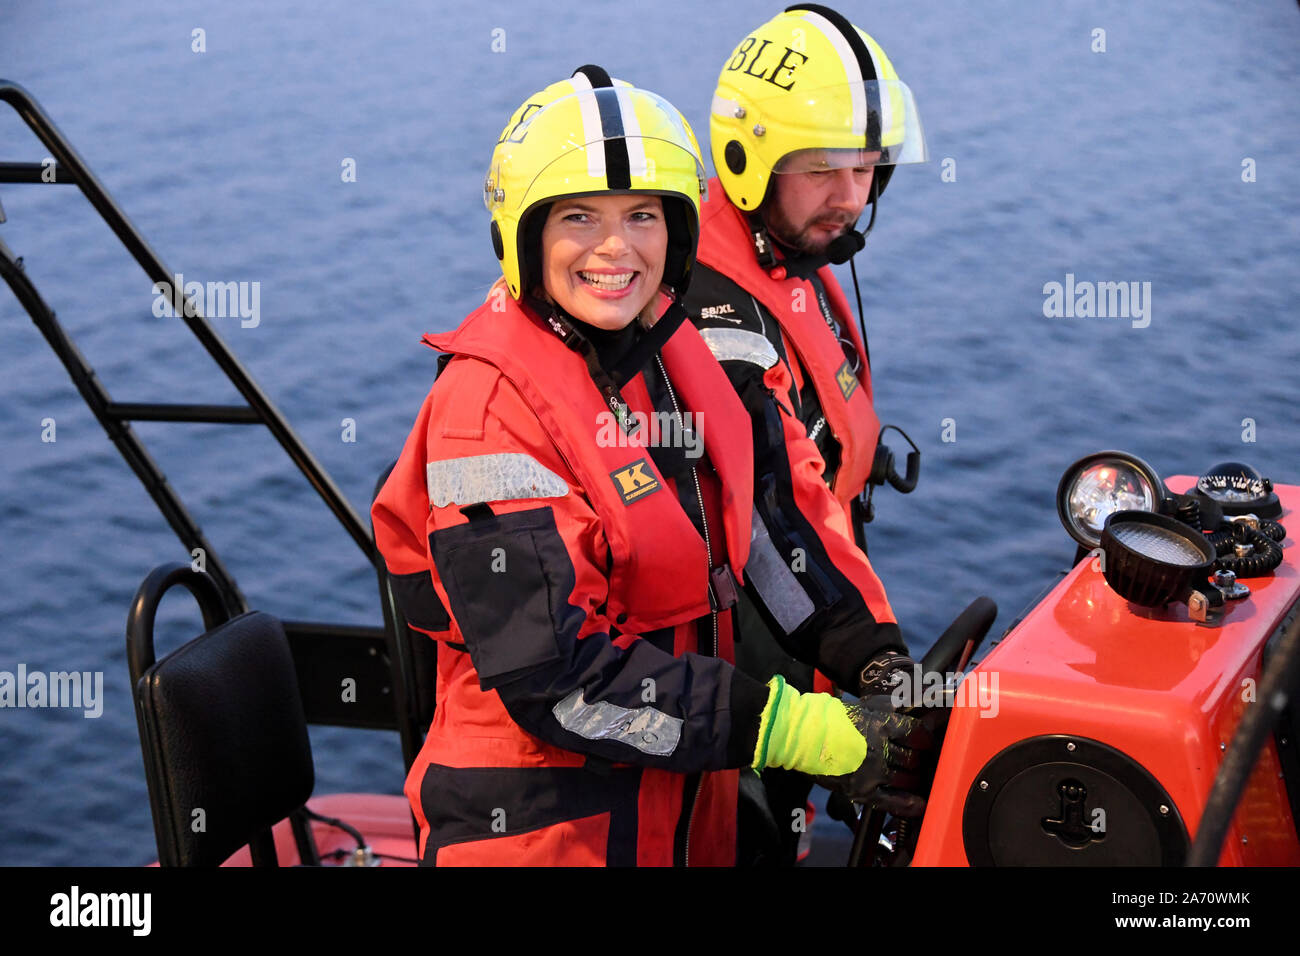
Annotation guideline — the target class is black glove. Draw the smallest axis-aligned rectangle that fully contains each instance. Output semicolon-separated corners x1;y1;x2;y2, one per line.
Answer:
815;694;936;815
856;649;916;700
856;648;956;745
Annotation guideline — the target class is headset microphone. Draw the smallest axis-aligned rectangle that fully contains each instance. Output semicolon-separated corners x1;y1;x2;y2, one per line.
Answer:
825;175;880;265
826;229;865;265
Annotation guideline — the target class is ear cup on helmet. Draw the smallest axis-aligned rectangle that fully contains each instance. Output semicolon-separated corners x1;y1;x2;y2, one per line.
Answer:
516;203;551;298
725;140;747;175
660;196;699;295
490;220;505;261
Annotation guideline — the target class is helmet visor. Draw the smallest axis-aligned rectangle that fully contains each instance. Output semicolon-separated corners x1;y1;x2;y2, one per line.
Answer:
485;87;708;217
718;78;927;172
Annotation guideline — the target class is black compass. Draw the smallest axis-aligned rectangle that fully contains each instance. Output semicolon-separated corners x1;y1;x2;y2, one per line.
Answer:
1193;462;1282;518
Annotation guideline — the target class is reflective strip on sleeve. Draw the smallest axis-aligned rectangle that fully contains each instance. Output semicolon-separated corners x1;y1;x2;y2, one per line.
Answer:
552;688;682;757
699;327;779;370
746;506;815;634
426;453;567;508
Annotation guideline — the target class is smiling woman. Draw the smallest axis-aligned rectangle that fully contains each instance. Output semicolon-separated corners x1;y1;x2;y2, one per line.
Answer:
540;195;667;331
372;66;779;866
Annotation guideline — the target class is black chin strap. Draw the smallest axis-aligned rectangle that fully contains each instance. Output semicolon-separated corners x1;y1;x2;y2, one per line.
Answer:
608;298;689;386
780;249;831;280
747;208;826;279
744;210;780;271
521;292;690;436
522;293;638;434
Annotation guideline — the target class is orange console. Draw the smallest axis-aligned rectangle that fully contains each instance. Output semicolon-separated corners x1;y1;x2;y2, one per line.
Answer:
913;478;1300;866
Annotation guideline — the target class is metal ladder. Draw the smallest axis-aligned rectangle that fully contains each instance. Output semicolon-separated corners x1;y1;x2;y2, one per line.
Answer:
0;80;428;763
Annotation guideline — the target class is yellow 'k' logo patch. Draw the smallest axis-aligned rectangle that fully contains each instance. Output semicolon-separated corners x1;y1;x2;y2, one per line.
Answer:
610;458;661;504
836;360;859;401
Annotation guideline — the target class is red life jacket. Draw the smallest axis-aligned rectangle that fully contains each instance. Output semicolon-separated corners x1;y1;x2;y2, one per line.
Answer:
389;293;757;866
423;303;753;632
696;178;881;520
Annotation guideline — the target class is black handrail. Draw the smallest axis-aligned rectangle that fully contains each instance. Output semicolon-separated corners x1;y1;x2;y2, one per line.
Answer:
0;160;74;184
0;235;249;612
0;79;376;572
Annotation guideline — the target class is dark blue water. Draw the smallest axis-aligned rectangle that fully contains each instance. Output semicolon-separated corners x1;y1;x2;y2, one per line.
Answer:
1;0;1297;865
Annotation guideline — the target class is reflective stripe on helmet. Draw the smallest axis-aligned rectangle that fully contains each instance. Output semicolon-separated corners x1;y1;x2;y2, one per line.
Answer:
789;6;891;151
709;92;740;122
615;86;650;180
567;70;608;181
792;8;869;137
568;68;634;190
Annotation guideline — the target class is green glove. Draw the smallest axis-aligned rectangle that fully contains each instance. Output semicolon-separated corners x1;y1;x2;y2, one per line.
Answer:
752;676;866;776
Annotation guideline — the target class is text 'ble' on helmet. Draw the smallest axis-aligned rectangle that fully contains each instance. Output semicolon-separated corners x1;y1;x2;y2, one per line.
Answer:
710;3;928;211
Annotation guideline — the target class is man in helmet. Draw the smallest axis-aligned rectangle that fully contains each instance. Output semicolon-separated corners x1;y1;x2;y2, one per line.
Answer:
684;5;931;864
691;3;927;537
372;68;932;866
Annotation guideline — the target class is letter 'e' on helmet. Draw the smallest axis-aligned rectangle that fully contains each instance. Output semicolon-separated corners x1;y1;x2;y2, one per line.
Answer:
484;66;708;301
709;4;928;211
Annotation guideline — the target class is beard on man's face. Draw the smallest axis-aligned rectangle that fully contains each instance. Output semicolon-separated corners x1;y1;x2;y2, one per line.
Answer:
762;204;857;257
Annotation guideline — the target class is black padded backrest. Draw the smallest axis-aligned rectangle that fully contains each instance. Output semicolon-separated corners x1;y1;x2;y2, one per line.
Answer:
135;610;314;866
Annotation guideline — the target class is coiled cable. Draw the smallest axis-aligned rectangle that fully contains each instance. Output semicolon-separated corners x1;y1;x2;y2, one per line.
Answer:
1209;520;1285;577
1173;498;1285;577
1206;516;1286;548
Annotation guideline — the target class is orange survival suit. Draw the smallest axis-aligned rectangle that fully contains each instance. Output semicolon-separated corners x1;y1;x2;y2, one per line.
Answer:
371;292;903;866
687;177;881;539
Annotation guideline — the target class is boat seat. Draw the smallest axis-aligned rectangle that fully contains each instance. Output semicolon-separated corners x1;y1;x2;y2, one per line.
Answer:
126;563;318;867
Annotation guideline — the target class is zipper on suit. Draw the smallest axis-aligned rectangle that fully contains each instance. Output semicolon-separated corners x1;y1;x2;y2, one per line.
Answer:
656;354;713;867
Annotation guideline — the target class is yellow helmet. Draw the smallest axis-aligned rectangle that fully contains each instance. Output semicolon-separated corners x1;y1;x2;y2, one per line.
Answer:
710;4;927;211
485;66;708;300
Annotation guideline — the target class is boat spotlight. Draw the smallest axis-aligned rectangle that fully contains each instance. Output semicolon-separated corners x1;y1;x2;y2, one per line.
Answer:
1057;451;1167;551
1099;511;1221;619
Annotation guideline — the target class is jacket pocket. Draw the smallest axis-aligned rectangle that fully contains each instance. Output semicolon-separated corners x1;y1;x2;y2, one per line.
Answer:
435;812;611;866
416;762;642;866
